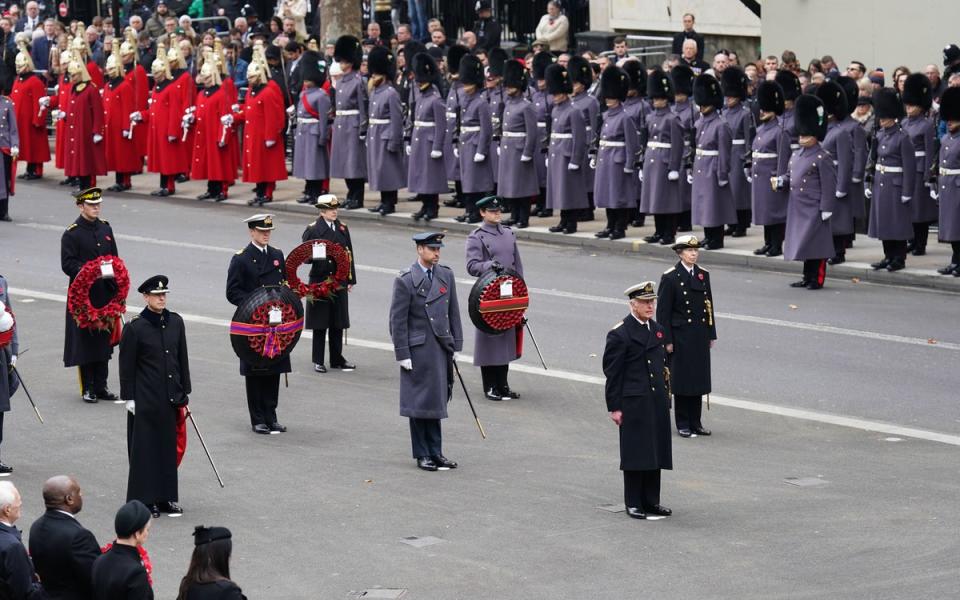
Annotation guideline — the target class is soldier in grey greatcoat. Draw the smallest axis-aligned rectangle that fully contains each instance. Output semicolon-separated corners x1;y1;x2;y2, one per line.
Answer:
720;67;755;237
484;48;508;184
690;74;735;249
671;65;697;232
900;73;939;257
443;45;470;210
774;70;802;182
330;36;368;209
530;52;555;218
292;51;331;205
593;66;639;240
365;47;407;216
0;91;18;222
390;232;464;472
622;60;650;230
408;52;447;222
497;59;539;228
750;80;790;257
866;88;916;272
815;82;855;265
640;68;683;245
933;87;960;276
545;63;588;234
832;76;869;262
569;56;599;223
465;197;524;400
782;94;837;290
456;55;494;224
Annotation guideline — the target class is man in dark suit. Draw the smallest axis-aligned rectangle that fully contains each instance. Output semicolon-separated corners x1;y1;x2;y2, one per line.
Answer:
15;2;42;34
0;481;41;599
671;12;705;62
28;475;101;600
29;19;57;73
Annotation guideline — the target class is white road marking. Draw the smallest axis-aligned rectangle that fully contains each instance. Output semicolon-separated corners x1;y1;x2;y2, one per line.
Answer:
16;222;959;351
12;286;960;447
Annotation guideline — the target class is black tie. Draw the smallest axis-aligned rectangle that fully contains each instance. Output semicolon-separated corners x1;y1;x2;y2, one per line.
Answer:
427;269;433;282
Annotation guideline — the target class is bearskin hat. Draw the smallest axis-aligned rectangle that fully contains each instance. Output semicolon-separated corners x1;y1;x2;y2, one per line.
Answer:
458;54;485;87
622;60;646;94
901;73;933;110
939;86;960;122
756;80;785;115
300;51;327;86
646;67;674;101
487;47;509;78
567;55;592;88
545;63;572;95
794;94;828;141
367;45;394;78
693;73;723;109
412;52;439;84
835;75;859;116
503;58;526;90
775;69;802;101
446;44;470;77
721;66;748;99
600;66;629;102
816;80;848;120
670;64;694;96
333;35;362;69
401;40;426;63
532;51;555;81
874;87;905;120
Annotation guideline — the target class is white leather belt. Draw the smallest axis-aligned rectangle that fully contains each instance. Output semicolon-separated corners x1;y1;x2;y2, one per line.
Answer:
414;120;436;127
336;110;360;116
647;141;672;149
877;165;904;173
832;160;839;166
731;139;746;145
461;126;481;133
502;131;526;138
696;148;719;156
585;126;592;132
790;143;801;150
599;140;625;147
537;122;547;128
914;151;926;157
491;117;501;124
551;133;573;140
368;118;390;125
940;167;960;176
298;117;319;124
445;112;457;118
752;151;777;159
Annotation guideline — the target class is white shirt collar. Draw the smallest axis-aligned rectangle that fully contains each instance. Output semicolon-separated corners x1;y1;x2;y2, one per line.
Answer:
55;509;77;520
631;314;649;327
251;241;267;252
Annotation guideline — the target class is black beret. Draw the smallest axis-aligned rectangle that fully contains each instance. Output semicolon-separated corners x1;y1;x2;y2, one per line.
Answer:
115;500;152;537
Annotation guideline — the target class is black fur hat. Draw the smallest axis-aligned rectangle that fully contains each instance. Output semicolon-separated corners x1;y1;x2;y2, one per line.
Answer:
835;75;859;116
721;66;748;99
939;86;960;122
503;59;526;90
670;64;694;96
458;54;485;87
816;80;848;120
622;60;646;94
794;94;828;141
487;47;509;78
532;51;554;81
774;69;802;101
600;66;629;102
567;55;592;88
756;80;784;115
446;44;470;77
400;40;426;62
300;50;327;86
412;52;439;84
367;45;394;78
693;73;723;109
646;67;674;101
333;35;362;69
545;63;572;95
874;87;905;120
901;73;933;110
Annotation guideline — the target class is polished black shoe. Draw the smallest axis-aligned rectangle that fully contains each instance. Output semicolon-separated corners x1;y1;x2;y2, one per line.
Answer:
455;214;469;222
730;229;747;238
314;364;327;373
368;203;384;213
548;224;566;233
215;193;228;202
424;211;438;222
269;422;287;433
0;462;13;475
379;205;396;216
594;229;611;238
609;230;625;240
296;194;313;204
827;254;845;265
443;198;460;207
629;219;645;228
82;390;98;404
175;174;190;183
692;427;711;436
485;388;505;401
626;507;646;520
148;504;161;518
658;236;675;245
753;244;771;255
150;188;170;197
937;263;958;275
562;227;577;234
0;215;11;222
96;389;119;401
789;279;810;288
59;177;74;185
16;173;27;180
765;247;783;257
331;361;356;371
642;233;661;243
417;457;439;471
677;429;695;438
432;455;458;470
870;258;890;270
516;222;528;229
107;184;127;192
466;214;481;224
537;209;554;218
723;225;736;235
645;504;672;517
806;281;824;290
501;387;520;399
196;191;215;200
411;209;426;221
252;424;271;434
886;258;906;272
911;248;926;256
159;501;183;516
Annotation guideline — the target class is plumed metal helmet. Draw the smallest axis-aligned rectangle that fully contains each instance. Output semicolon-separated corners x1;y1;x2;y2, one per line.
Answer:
458;54;485;87
939;86;960;122
873;87;905;120
545;63;572;95
721;66;748;99
794;94;828;141
756;80;785;115
15;42;34;73
367;45;394;78
646;67;674;101
670;64;694;96
532;51;554;81
333;35;362;68
120;30;137;59
774;69;802;101
693;73;723;109
300;50;328;85
567;55;592;88
167;43;187;69
446;44;470;77
199;55;222;85
412;51;439;84
622;59;646;94
487;47;509;78
503;58;526;90
835;75;859;116
105;53;123;78
600;65;629;102
68;57;92;82
901;73;933;110
816;80;848;120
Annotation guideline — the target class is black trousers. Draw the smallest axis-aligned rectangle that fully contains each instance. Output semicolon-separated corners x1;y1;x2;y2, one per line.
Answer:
703;225;725;248
418;193;440;217
0;196;8;219
764;223;785;251
654;213;678;239
952;241;960;265
674;394;703;431
911;221;932;251
463;191;486;217
380;190;398;208
0;412;5;458
480;364;509;392
624;469;661;510
882;239;908;260
736;209;751;232
244;374;280;427
409;417;442;458
532;186;546;212
677;209;692;231
305;179;323;199
803;259;826;286
312;328;344;366
345;178;365;205
505;196;530;225
76;175;94;188
159;174;175;192
79;361;109;394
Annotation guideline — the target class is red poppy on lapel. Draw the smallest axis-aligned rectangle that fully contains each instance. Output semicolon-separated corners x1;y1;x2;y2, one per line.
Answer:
698;273;704;280
273;259;280;266
656;331;663;339
439;286;447;294
339;225;346;232
105;235;112;241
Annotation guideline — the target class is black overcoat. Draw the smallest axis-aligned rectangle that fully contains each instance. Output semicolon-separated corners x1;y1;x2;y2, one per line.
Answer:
182;580;247;600
27;509;101;600
0;522;40;599
301;218;357;330
91;543;153;600
656;262;716;396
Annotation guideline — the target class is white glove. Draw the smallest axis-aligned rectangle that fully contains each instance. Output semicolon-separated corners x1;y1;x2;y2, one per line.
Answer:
544;158;548;168
38;96;50;107
265;139;276;148
182;113;195;124
821;211;832;221
473;153;485;162
285;105;296;116
851;177;862;184
430;150;443;159
718;179;728;187
8;355;15;367
122;130;132;139
686;172;694;184
125;400;135;414
10;146;18;157
453;146;460;158
567;163;580;171
623;167;633;174
900;195;911;204
743;168;752;183
452;353;463;362
167;135;177;142
52;109;65;120
129;111;142;122
496;146;501;156
92;134;103;143
835;191;847;199
220;114;234;126
588;156;596;169
864;185;873;199
399;359;412;371
668;170;680;181
405;144;411;156
930;188;939;201
231;103;240;113
520;154;532;162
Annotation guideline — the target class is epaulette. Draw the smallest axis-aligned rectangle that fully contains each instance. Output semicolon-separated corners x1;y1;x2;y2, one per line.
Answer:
698;266;709;273
611;321;623;330
66;223;78;231
100;219;109;225
664;266;675;274
129;315;140;322
235;249;244;255
75;82;87;92
398;267;411;276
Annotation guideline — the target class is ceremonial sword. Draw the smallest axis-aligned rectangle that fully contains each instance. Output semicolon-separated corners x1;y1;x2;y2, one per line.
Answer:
185;407;225;488
452;359;486;439
522;318;548;370
9;366;43;424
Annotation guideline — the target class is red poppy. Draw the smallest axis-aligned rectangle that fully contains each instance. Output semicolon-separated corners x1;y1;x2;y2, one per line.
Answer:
656;331;663;338
698;273;704;280
273;259;280;266
439;286;447;294
105;235;112;241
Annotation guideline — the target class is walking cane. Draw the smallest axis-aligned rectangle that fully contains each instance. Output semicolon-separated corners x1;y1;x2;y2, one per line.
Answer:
522;318;548;370
9;366;43;424
452;359;486;439
185;407;225;488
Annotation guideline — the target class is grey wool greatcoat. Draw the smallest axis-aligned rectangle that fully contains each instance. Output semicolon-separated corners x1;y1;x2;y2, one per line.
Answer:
458;89;495;193
444;81;464;181
484;86;504;177
821;119;855;235
624;96;650;206
784;144;838;261
672;98;697;210
657;262;717;396
692;110;736;227
571;90;600;193
390;263;463;419
640;106;684;214
465;223;524;366
330;70;368;179
602;316;673;471
595;104;640;209
839;116;869;221
722;102;755;211
531;88;552;188
293;86;331;181
302;218;357;330
497;94;539;198
869;124;917;241
547;99;588;210
408;85;448;194
0;276;18;413
367;84;407;191
901;114;939;223
750;117;791;225
937;129;960;241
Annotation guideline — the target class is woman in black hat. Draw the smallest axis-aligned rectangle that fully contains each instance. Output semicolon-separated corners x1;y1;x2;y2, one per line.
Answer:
176;526;245;599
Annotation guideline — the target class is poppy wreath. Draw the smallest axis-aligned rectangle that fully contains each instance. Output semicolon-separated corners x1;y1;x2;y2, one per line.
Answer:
67;255;130;331
284;240;352;301
240;302;302;358
472;273;529;334
0;303;14;349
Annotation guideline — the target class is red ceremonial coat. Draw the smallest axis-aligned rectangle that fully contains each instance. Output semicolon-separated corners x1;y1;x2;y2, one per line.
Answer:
102;77;142;173
145;78;189;175
189;85;238;183
86;61;104;90
234;81;287;183
62;82;106;177
9;73;50;163
171;69;197;159
124;63;150;155
49;76;71;169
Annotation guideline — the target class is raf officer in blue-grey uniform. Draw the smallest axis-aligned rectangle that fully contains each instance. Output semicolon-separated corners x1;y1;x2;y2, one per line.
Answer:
390;232;464;472
225;214;291;434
